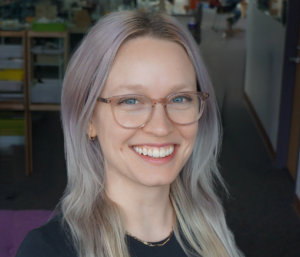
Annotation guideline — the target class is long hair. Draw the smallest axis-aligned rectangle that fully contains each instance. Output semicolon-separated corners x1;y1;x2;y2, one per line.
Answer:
59;11;244;257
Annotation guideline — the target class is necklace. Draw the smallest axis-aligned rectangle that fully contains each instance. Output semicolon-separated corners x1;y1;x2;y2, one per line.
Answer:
126;227;173;247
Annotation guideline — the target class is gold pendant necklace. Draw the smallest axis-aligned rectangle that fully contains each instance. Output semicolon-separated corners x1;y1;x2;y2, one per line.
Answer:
126;227;173;247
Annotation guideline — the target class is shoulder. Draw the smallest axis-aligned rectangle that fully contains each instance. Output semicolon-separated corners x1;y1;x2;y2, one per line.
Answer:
16;214;77;257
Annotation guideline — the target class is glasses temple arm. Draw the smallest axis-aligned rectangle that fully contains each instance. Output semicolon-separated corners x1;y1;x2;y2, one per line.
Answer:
97;97;110;103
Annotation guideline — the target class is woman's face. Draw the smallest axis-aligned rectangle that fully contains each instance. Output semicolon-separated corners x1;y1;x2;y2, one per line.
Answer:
91;37;198;188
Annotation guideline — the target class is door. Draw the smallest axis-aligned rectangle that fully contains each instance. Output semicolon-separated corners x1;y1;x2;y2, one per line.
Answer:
287;25;300;180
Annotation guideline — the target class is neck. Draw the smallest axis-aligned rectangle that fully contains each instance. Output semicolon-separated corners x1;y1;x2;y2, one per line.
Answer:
105;171;175;242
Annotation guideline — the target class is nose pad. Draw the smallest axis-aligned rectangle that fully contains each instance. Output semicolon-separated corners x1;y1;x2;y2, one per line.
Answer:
151;102;168;120
152;99;166;106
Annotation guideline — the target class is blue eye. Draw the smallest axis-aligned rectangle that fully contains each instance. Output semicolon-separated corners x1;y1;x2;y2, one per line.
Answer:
125;99;137;104
117;98;140;105
172;97;184;103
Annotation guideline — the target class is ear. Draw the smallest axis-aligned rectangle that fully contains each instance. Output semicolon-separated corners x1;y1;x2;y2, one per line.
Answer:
86;119;97;138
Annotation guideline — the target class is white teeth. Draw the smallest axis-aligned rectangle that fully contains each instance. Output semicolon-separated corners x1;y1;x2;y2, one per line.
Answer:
170;145;174;155
143;147;147;155
133;145;175;158
166;148;170;156
159;148;166;158
153;148;160;158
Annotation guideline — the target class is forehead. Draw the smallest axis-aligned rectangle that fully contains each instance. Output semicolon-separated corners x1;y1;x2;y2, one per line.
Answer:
102;37;197;96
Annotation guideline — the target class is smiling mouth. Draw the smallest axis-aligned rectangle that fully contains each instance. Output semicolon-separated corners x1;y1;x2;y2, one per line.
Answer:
132;145;175;158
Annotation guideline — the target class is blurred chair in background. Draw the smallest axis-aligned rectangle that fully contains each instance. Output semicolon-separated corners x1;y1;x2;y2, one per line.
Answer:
209;0;242;31
224;0;243;29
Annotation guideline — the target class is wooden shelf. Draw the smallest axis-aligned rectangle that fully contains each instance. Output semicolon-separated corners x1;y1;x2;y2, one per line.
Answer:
27;30;68;38
29;104;60;111
0;30;26;37
0;101;25;110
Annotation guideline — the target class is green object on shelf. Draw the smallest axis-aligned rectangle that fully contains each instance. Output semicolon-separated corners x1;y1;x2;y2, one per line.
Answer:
0;119;25;136
0;69;24;81
31;21;67;32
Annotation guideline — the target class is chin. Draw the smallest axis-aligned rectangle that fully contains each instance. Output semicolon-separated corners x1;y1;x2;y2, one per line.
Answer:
136;172;178;188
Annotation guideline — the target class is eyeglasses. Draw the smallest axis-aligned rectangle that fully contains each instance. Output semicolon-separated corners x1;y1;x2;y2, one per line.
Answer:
97;91;209;129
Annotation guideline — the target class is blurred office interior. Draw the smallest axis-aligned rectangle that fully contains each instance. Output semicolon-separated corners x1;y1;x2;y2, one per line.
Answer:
0;0;300;256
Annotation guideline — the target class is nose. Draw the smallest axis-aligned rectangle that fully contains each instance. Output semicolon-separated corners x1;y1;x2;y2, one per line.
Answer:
142;103;173;137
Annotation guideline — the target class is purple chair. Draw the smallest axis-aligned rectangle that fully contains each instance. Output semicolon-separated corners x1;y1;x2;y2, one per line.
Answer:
0;210;54;257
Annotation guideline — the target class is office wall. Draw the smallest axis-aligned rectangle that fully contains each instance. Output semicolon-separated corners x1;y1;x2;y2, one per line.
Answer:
244;0;286;151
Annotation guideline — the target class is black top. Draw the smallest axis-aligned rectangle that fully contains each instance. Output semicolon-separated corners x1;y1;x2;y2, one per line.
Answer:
16;215;194;257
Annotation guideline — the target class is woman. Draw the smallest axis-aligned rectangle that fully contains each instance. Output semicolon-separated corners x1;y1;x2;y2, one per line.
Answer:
16;11;244;257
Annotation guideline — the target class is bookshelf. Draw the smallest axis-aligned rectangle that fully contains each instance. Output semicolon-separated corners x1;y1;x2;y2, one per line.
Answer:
0;30;27;111
0;30;31;175
0;29;69;175
26;30;69;174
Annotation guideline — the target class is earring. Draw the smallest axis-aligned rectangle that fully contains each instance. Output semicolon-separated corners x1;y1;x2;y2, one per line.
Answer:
89;130;96;141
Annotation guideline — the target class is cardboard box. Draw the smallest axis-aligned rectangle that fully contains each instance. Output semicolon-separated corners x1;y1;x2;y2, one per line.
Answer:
73;10;91;28
269;0;283;17
35;5;57;20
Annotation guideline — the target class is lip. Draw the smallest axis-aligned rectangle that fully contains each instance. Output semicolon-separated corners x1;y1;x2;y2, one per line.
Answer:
131;143;177;147
129;144;179;165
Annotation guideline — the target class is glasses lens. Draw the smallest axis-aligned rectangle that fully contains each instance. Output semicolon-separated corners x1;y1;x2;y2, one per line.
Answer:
166;93;201;124
114;96;151;128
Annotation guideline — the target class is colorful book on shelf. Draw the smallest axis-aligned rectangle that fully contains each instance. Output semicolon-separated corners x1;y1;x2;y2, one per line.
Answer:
0;69;24;81
0;118;25;136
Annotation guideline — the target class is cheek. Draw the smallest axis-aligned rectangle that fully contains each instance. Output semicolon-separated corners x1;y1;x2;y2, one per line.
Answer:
177;123;198;162
95;107;135;159
180;123;198;144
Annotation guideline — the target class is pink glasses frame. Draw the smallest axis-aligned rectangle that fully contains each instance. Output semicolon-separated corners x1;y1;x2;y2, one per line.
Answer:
97;91;209;129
